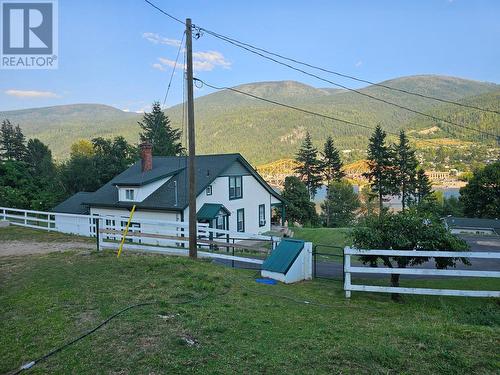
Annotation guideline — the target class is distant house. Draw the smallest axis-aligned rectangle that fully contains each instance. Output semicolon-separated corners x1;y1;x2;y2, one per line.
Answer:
443;216;500;235
53;143;284;235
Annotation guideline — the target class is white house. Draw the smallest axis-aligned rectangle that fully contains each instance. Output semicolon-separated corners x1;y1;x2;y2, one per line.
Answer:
53;143;284;236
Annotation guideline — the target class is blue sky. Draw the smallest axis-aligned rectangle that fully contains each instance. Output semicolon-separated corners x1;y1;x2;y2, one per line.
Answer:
1;0;499;111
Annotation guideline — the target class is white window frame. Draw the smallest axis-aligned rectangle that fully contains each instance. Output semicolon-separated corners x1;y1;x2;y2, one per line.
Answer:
258;204;266;227
206;185;213;196
125;189;135;201
237;208;245;232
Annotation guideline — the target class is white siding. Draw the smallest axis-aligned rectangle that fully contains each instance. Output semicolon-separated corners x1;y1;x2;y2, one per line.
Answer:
184;174;275;235
117;176;171;202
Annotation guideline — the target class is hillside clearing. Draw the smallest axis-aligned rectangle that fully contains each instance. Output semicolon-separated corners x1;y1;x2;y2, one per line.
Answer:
1;242;498;374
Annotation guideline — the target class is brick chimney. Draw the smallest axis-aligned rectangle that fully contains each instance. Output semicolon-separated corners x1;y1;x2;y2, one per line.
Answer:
140;141;153;172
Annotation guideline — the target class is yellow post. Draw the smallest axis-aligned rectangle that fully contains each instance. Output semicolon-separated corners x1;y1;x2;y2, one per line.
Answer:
117;205;137;258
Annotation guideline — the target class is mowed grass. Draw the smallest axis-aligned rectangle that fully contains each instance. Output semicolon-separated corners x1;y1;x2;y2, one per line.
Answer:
1;246;499;374
293;227;352;260
0;225;93;243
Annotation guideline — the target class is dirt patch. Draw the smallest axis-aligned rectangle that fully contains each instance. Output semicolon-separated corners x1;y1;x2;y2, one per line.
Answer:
0;241;94;256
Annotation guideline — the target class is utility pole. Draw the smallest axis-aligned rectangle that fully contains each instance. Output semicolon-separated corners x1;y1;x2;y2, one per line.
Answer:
186;18;197;258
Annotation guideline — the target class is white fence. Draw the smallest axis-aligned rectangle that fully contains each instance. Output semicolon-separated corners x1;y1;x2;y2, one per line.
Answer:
344;247;500;298
97;215;275;265
0;206;95;236
0;206;276;265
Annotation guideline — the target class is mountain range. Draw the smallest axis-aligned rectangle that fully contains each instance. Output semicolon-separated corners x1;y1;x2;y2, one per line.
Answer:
1;75;498;165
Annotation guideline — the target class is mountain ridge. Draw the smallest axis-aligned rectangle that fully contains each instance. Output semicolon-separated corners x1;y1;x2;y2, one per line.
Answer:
1;75;498;164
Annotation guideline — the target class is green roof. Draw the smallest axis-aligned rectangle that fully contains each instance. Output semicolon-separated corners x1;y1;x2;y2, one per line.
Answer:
197;203;230;221
262;239;305;274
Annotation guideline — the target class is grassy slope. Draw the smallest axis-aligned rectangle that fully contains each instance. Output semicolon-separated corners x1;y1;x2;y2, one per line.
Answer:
0;225;93;242
1;234;499;373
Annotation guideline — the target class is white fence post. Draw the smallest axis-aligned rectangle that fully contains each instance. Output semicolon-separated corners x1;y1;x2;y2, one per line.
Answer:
344;247;351;298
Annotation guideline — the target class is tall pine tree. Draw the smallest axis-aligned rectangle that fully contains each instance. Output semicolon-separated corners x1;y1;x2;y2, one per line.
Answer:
138;102;184;156
294;132;322;198
363;125;396;215
321;136;345;184
415;169;433;204
393;130;418;210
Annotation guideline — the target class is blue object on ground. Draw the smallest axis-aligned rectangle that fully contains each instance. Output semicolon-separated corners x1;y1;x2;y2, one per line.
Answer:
255;278;278;285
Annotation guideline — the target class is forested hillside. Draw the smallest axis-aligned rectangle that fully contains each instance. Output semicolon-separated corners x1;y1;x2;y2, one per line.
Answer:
1;75;498;164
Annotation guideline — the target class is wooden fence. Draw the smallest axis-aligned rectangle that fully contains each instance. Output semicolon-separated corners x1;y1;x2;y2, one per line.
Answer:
344;247;500;298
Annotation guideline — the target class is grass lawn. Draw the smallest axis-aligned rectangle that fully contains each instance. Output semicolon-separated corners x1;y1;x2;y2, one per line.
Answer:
0;225;93;243
1;246;499;374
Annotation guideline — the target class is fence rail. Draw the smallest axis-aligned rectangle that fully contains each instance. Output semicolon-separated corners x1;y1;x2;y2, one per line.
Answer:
343;247;500;298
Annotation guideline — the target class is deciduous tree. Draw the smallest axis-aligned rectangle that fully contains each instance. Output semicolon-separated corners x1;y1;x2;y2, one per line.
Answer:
321;180;360;227
460;161;500;218
282;176;318;226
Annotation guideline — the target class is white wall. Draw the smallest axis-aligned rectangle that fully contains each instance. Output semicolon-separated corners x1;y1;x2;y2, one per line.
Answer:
90;207;184;247
184;174;276;235
54;214;94;236
117;176;171;202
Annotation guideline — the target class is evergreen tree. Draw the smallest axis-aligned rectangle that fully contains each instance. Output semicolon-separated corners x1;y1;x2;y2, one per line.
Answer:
363;125;396;215
294;132;322;198
393;130;418;210
138;102;184;156
12;125;27;161
26;139;56;178
1;121;27;161
0;120;16;160
321;136;345;184
415;169;433;204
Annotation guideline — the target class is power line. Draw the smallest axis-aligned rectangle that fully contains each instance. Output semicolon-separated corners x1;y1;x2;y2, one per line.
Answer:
197;30;499;139
143;0;184;25
142;0;499;140
195;28;500;115
162;31;185;108
194;78;441;146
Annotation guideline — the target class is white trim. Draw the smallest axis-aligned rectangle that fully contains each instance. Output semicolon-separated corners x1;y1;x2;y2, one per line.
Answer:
343;247;500;299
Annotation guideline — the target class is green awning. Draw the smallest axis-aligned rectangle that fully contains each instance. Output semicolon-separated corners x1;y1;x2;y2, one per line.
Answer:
197;203;230;221
262;239;304;274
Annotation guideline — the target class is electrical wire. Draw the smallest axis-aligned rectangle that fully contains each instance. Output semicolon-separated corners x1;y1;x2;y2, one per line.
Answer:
198;29;499;139
193;77;443;146
8;283;231;375
141;0;499;139
195;28;500;115
162;31;185;108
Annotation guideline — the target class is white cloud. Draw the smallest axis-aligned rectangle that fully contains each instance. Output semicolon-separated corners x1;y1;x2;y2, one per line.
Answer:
192;51;231;69
122;108;130;112
152;62;167;71
355;60;363;67
5;89;60;98
142;32;181;47
154;50;231;72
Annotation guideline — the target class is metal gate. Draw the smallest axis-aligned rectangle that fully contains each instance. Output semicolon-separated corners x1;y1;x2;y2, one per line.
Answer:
312;244;344;281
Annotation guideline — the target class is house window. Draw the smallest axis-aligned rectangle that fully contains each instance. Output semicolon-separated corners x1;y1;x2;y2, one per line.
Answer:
216;215;225;230
229;176;242;200
125;189;135;201
237;209;245;232
206;185;212;196
258;204;266;227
